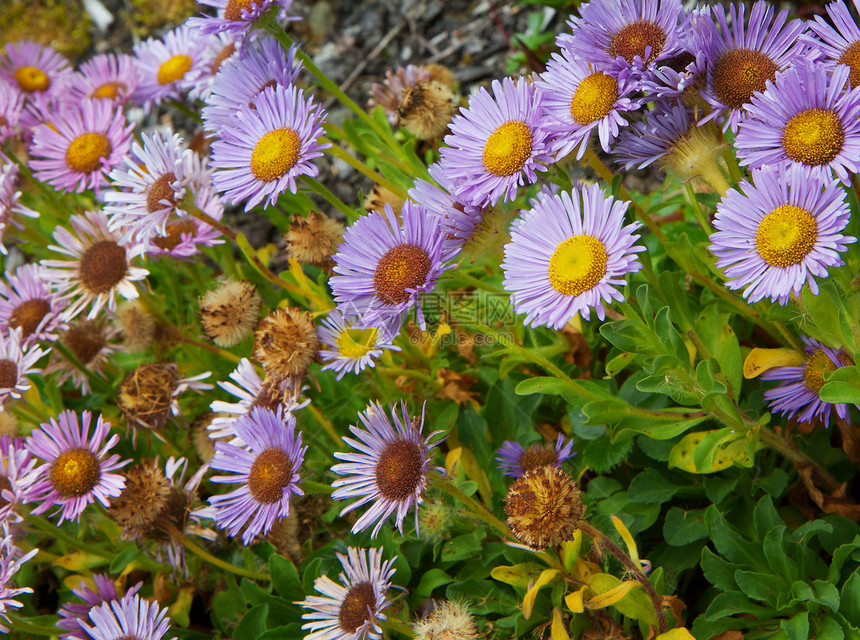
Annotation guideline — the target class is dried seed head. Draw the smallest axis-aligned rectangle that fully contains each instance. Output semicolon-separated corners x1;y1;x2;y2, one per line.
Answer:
199;280;262;348
115;300;156;352
62;321;107;366
398;80;457;140
0;409;18;436
109;461;188;542
504;466;582;550
253;306;319;381
9;298;51;339
78;240;128;295
426;64;455;91
412;600;478;640
190;411;226;463
117;363;179;430
364;185;405;217
284;211;344;270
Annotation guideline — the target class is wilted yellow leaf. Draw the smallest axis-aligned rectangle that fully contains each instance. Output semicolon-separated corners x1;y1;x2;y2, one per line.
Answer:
743;348;804;379
586;580;640;609
656;629;697;640
523;569;560;619
611;516;640;566
551;607;570;640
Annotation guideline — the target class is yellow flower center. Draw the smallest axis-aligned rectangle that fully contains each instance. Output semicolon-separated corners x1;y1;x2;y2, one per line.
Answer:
91;82;126;100
548;235;608;296
608;20;666;64
713;49;778;110
157;55;192;85
570;72;618;125
15;66;50;92
838;41;860;88
755;204;818;267
50;448;101;498
65;133;112;174
482;121;533;177
803;349;837;394
250;128;301;182
781;108;844;166
336;326;379;359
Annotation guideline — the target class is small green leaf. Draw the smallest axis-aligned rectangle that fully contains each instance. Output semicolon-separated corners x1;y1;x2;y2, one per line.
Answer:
664;508;707;546
108;546;140;574
628;469;679;503
840;572;860;625
734;570;787;607
782;612;810;640
234;604;268;640
415;569;454;598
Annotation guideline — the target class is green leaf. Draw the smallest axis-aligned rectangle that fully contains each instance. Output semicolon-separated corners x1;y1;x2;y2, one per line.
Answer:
694;312;743;401
108;546;140;574
583;432;632;473
234;604;268;640
664;508;708;546
515;377;574;397
582;399;632;425
828;536;860;583
703;591;773;622
820;366;860;404
840;572;860;625
754;496;783;537
734;571;787;607
782;612;810;640
415;569;454;598
613;408;709;442
763;527;798;581
628;469;680;503
269;554;300;599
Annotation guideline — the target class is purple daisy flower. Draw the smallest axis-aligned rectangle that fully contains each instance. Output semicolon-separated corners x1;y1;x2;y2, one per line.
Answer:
190;0;298;40
298;547;396;640
502;185;644;329
0;435;39;526
210;83;327;211
202;36;302;134
699;0;812;133
534;46;639;159
318;309;401;380
763;337;857;428
79;593;172;640
735;62;860;186
0;161;39;255
67;53;140;104
207;406;306;545
496;435;576;478
0;81;23;142
804;0;860;87
142;185;226;260
709;164;856;305
0;327;48;406
407;162;485;255
29;98;134;194
440;76;552;207
58;575;143;640
0;41;72;97
331;400;444;538
564;0;686;84
104;130;198;243
24;410;128;523
208;358;309;443
40;210;149;321
330;201;452;331
190;33;240;101
17;91;75;141
133;25;208;110
0;535;37;632
0;263;66;344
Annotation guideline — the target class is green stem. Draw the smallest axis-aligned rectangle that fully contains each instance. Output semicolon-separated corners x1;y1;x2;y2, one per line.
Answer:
376;366;435;384
301;480;335;494
684;182;714;234
25;515;112;558
307;403;342;446
6;615;60;636
170;525;270;581
321;137;407;200
52;341;104;391
172;332;244;364
758;427;841;492
301;175;358;221
381;617;414;637
261;17;402;156
578;521;667;634
430;473;514;540
721;147;744;185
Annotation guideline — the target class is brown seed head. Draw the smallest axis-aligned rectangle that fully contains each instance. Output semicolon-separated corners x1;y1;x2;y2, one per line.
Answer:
62;321;106;366
146;172;177;213
109;461;187;542
363;185;405;218
78;240;128;295
398;80;456;140
713;48;778;110
199;280;261;348
117;364;179;430
9;298;51;339
152;217;199;252
519;443;560;474
504;465;582;550
426;64;455;91
253;306;319;380
0;360;18;390
248;448;293;504
284;211;344;270
375;439;424;501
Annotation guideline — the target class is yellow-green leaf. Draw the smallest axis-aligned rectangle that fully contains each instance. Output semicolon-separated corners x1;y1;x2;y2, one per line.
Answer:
565;588;586;613
586;580;640;609
611;515;640;566
490;563;546;590
53;552;108;571
743;348;804;379
551;607;570;640
445;447;492;504
560;531;583;572
169;587;195;628
589;573;657;625
523;569;560;619
656;629;697;640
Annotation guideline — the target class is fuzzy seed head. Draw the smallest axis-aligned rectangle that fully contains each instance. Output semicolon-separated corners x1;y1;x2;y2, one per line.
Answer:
117;363;179;430
253;307;319;381
398;80;457;140
109;461;187;542
412;600;478;640
115;300;156;352
199;280;262;348
284;211;344;270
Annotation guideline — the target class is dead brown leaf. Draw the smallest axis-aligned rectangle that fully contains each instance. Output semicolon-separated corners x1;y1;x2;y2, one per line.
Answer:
835;418;860;466
711;631;744;640
436;368;478;407
796;463;860;522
